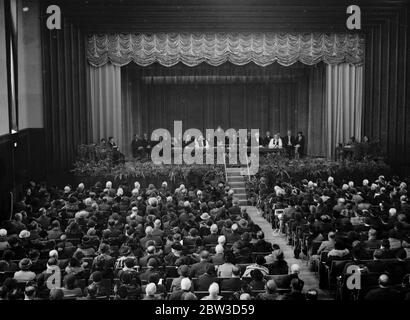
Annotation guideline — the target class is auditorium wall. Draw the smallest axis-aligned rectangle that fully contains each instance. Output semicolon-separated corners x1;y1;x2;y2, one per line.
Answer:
17;0;43;130
363;7;410;174
0;1;9;136
0;1;46;218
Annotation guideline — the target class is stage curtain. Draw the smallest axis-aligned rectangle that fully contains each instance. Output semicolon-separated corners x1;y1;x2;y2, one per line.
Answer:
307;64;326;157
89;63;129;154
325;63;363;159
121;62;320;155
87;33;365;68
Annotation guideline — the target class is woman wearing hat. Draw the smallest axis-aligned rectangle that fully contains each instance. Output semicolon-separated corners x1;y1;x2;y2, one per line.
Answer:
13;258;36;283
74;236;96;257
0;229;10;251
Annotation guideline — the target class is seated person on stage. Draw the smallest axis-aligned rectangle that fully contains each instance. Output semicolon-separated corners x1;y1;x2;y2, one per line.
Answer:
247;131;263;148
295;131;305;159
100;138;107;147
268;133;283;149
131;134;144;159
283;130;296;158
183;134;195;148
194;135;210;149
262;131;273;147
108;136;125;164
141;133;152;157
343;136;357;160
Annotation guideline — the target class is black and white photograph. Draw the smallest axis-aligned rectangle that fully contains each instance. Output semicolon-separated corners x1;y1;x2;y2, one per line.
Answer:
0;0;409;308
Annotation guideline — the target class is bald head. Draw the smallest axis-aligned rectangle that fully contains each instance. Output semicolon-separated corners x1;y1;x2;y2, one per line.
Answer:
379;274;390;287
266;280;277;293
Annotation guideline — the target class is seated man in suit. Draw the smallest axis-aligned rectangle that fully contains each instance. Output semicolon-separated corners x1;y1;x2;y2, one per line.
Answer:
261;131;273;147
108;136;125;164
277;263;303;289
196;264;218;291
220;266;243;291
364;274;402;300
257;279;279;300
131;134;144;159
190;251;214;278
268;133;283;149
141;133;152;158
253;231;272;253
283;130;296;158
387;248;410;284
364;228;381;250
294;131;305;159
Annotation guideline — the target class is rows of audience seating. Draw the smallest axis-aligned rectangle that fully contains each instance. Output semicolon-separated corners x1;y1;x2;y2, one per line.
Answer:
257;174;410;300
0;179;312;300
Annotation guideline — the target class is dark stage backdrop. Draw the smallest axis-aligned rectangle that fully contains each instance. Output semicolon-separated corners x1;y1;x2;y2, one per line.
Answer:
122;62;326;156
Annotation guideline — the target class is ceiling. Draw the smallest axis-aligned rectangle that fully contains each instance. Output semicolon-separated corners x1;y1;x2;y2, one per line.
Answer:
39;0;408;33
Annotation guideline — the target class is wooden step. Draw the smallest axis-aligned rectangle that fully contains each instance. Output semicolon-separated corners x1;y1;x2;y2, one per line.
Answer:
227;176;245;182
228;181;245;187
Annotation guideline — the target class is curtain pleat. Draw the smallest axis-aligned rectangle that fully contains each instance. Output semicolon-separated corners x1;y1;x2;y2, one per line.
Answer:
325;63;363;159
89;64;126;154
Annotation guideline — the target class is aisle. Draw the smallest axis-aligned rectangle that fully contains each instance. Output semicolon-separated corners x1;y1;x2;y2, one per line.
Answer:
244;206;332;299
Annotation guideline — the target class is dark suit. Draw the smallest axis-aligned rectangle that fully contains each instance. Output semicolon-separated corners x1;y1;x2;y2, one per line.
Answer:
283;135;296;158
190;261;214;278
168;289;191;300
295;135;305;157
220;277;243;291
131;138;144;158
196;273;218;291
261;136;273;147
364;287;402;300
253;240;272;253
203;233;219;245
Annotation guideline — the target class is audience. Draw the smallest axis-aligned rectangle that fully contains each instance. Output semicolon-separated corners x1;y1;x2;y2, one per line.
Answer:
0;172;408;301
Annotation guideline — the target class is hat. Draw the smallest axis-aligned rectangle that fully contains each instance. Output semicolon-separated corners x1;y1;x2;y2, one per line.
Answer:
238;219;248;229
19;258;32;270
148;197;158;206
200;212;211;220
82;236;93;247
171;243;183;251
19;230;30;239
119;246;131;256
146;283;156;295
147;245;156;254
147;258;158;268
49;249;59;258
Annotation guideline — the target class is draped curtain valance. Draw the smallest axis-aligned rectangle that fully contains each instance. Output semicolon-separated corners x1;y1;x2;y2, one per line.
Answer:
87;33;365;68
